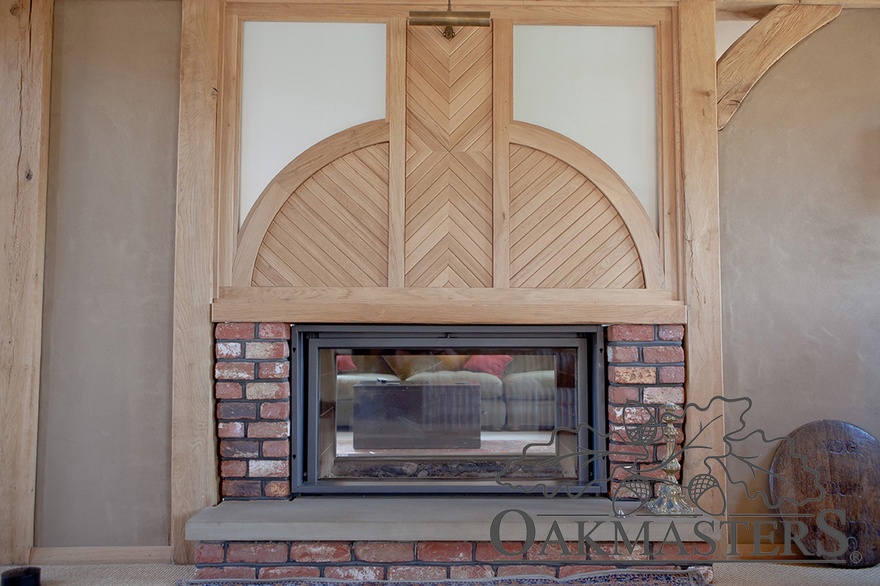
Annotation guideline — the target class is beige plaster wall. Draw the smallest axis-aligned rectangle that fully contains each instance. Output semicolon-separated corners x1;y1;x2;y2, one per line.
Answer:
719;10;880;522
36;0;181;546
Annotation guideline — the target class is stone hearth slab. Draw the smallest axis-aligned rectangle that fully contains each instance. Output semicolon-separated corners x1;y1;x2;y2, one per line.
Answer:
186;497;717;543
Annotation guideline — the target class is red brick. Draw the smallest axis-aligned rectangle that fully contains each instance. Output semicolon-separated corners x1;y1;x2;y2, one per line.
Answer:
258;566;321;579
323;566;384;581
609;366;656;385
220;439;259;458
643;345;684;364
249;460;289;478
217;402;257;421
290;542;352;563
260;402;290;420
246;381;290;400
215;362;255;381
354;541;414;562
248;421;290;439
610;463;638;480
607;405;654;425
258;361;290;379
635;466;667;481
475;541;524;561
658;366;685;384
609;386;640;404
590;542;648;560
246;341;289;360
388;566;447;580
658;325;684;341
216;322;256;340
450;565;496;579
227;542;288;563
607;442;654;462
609;481;638;499
216;342;242;359
608;346;639;363
220;460;247;478
218;422;245;438
194;567;256;580
607;325;655;342
215;382;243;400
418;541;472;562
222;480;261;498
194;543;224;564
558;565;618;578
496;565;556;577
643;386;685;404
264;480;291;498
259;323;290;339
263;440;290;458
526;541;584;560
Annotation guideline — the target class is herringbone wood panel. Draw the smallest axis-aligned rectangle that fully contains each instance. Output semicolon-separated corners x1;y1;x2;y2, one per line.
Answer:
404;25;493;288
509;145;645;289
252;144;389;287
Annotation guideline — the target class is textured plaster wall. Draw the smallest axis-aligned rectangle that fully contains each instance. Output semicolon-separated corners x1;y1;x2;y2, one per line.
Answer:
36;0;181;546
719;11;880;521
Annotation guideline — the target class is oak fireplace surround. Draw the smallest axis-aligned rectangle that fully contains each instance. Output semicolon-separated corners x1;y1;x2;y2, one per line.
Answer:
173;0;724;572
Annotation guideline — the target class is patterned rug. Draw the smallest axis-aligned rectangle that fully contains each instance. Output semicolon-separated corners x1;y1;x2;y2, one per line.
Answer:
179;568;710;586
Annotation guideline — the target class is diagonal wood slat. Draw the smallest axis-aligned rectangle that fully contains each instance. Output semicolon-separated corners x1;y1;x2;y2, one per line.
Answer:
405;25;493;288
253;144;389;287
510;145;645;289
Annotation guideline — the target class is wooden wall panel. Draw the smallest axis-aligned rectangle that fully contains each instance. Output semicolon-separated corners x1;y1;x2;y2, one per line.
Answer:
509;145;645;289
404;25;494;288
253;144;390;287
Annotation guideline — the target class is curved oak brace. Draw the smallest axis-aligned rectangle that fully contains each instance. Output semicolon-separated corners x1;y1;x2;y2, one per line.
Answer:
232;119;389;285
509;121;664;290
716;4;842;131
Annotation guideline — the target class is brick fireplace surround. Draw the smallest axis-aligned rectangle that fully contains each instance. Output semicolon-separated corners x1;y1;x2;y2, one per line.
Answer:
196;323;692;580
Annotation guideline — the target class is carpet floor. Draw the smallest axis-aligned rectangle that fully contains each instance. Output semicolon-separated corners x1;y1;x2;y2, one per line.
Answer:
2;563;879;586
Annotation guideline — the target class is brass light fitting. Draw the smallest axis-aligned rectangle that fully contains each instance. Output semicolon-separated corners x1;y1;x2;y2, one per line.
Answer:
409;0;491;39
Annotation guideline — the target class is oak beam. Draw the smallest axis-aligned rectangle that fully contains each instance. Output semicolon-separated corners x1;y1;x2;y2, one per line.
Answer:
716;4;842;130
0;0;53;565
171;0;222;564
212;287;686;325
679;0;726;520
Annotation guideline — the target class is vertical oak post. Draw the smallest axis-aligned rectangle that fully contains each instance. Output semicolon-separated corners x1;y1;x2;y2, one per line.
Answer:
679;0;727;519
172;0;222;564
0;0;53;564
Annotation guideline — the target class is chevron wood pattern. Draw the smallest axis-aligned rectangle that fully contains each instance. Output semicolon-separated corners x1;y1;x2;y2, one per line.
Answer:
252;143;389;287
509;145;645;289
404;25;493;288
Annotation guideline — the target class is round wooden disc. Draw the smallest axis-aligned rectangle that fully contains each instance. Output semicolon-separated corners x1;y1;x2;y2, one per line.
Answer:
770;420;880;568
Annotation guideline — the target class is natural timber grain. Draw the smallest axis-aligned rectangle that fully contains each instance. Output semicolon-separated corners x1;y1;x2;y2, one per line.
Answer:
387;17;406;287
0;0;53;565
171;0;222;564
717;5;841;130
212;286;685;324
493;19;512;288
679;0;726;522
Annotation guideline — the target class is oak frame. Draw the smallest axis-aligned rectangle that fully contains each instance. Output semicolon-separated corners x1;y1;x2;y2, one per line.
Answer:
215;2;682;304
0;0;867;567
179;0;714;564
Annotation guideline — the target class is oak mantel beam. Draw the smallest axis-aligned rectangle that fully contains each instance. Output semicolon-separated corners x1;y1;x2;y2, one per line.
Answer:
716;4;842;130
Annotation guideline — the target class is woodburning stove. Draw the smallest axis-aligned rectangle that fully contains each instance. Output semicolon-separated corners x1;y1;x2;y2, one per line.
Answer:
291;325;606;495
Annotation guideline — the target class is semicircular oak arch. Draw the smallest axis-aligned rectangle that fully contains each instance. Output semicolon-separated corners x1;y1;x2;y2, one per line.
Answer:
509;122;664;290
232;120;390;287
252;142;390;287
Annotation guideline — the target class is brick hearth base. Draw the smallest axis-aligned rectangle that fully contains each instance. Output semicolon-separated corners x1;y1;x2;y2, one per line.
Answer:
193;540;709;580
201;323;692;578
